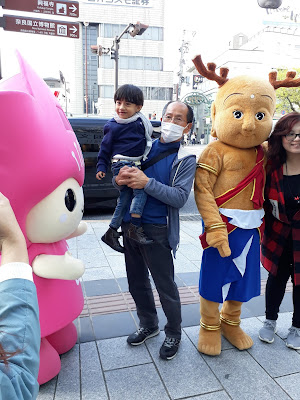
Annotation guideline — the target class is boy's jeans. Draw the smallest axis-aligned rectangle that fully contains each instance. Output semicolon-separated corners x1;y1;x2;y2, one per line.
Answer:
110;160;147;230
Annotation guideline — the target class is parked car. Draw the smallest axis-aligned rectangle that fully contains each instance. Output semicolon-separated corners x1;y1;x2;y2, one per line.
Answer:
68;117;161;209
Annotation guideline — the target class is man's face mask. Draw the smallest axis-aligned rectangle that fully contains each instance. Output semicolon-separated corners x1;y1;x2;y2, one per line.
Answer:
161;121;187;143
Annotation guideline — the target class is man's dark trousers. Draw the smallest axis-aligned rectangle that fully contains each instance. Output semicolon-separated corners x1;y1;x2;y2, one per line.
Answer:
122;222;182;339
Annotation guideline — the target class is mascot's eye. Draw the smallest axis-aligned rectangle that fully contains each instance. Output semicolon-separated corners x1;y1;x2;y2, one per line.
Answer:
233;110;243;119
65;189;76;212
255;112;265;121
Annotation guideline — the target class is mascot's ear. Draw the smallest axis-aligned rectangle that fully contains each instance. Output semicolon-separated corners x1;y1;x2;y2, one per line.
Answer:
210;102;217;138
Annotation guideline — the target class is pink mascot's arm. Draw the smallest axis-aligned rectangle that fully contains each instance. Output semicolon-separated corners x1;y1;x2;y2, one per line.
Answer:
29;240;84;338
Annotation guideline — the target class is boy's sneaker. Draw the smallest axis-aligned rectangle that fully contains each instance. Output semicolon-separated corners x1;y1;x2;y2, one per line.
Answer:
159;337;181;360
127;223;153;245
127;327;160;346
286;326;300;350
258;319;277;343
101;227;124;253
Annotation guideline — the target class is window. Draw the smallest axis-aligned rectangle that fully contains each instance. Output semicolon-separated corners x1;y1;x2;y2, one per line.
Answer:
101;55;114;69
82;23;99;114
100;24;163;41
100;86;114;98
101;56;163;71
120;56;129;69
137;87;173;101
98;86;172;101
151;87;159;100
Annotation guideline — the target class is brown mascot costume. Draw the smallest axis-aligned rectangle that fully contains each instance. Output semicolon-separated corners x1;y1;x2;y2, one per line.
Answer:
192;55;300;356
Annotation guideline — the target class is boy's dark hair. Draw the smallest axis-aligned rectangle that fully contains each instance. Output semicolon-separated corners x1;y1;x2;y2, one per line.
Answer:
114;84;144;106
268;111;300;167
162;101;194;124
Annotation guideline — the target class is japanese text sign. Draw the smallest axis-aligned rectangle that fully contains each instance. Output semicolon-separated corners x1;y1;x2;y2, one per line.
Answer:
2;14;79;38
1;0;79;18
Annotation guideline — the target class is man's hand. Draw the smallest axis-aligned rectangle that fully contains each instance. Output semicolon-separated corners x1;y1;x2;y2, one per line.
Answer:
96;171;106;180
0;193;28;264
115;166;149;189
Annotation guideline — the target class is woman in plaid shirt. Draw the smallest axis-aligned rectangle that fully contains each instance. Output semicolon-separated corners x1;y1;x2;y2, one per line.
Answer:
259;112;300;349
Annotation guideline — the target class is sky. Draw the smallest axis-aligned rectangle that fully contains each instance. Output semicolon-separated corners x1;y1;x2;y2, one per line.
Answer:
163;0;266;71
0;0;299;81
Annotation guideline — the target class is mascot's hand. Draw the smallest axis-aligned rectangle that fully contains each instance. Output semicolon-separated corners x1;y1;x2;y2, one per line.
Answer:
206;230;231;258
32;251;85;280
66;221;88;240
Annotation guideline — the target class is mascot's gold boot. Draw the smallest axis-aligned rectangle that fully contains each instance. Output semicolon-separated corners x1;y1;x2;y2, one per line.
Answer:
220;300;253;350
198;296;221;356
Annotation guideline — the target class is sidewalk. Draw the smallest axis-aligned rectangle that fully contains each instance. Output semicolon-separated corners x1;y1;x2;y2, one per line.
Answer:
37;219;299;400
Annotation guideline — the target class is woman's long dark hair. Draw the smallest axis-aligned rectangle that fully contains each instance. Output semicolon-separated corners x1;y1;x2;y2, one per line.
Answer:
268;112;300;166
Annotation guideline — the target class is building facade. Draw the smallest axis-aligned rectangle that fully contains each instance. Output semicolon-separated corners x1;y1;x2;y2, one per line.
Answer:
68;0;173;118
182;21;300;143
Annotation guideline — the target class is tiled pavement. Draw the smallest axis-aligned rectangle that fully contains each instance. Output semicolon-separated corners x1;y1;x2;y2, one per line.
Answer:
37;218;299;400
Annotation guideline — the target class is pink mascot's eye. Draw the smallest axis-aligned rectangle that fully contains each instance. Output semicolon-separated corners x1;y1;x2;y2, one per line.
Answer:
65;189;76;212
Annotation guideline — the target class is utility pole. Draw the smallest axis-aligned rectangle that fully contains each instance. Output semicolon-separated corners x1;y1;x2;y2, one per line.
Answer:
112;37;120;92
177;30;189;100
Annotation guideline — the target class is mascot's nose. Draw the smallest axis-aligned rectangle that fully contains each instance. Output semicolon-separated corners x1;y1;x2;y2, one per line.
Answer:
242;116;255;135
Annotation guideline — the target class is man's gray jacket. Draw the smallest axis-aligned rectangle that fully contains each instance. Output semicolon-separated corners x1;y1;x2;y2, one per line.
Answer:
143;146;196;256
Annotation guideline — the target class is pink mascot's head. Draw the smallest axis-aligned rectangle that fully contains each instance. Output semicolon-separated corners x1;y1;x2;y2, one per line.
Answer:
0;51;84;243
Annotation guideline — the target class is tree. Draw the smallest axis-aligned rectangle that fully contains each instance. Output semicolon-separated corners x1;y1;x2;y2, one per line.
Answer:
275;68;300;114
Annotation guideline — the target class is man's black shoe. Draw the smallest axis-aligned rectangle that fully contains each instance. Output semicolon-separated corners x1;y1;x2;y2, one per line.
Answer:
101;227;124;253
126;223;154;245
127;327;160;346
159;337;181;360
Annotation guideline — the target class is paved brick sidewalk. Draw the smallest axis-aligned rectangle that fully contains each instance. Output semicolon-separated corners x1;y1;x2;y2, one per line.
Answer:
37;220;298;400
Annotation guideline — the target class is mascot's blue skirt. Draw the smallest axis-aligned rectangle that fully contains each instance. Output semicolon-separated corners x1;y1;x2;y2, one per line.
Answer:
199;227;261;303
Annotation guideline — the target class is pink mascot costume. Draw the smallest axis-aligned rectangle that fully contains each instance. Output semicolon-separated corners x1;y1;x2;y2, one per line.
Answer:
0;52;87;384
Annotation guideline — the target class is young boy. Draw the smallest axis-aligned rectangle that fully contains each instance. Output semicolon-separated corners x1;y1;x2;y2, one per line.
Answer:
96;84;153;253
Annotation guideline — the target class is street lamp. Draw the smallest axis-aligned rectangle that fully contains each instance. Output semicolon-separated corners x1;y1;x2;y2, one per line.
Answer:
257;0;282;8
91;21;148;92
83;21;89;116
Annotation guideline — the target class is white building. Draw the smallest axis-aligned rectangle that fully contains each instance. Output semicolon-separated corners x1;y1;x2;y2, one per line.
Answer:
190;23;300;100
67;0;173;118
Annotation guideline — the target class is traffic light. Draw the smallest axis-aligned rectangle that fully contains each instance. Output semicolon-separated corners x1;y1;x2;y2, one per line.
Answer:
128;22;148;37
110;49;117;60
91;45;103;56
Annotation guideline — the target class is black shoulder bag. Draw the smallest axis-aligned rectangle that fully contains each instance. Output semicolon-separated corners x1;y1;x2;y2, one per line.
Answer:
141;148;178;171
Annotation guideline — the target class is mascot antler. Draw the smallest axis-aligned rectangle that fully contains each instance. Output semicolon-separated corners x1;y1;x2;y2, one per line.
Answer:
269;70;300;89
192;55;229;87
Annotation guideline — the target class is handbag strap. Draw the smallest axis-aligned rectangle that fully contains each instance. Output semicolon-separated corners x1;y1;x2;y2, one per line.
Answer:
141;148;178;171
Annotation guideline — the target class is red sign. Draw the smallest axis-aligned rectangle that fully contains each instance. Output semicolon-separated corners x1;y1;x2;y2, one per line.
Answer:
1;0;79;18
2;14;79;38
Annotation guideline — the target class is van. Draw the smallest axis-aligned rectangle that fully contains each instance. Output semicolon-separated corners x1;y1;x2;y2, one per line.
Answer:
68;117;161;209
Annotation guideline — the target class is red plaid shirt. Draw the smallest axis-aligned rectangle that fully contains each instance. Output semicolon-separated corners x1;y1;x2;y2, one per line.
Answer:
261;162;300;286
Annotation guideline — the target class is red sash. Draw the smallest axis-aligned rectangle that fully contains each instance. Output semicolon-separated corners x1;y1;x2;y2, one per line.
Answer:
215;145;265;209
199;145;265;250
